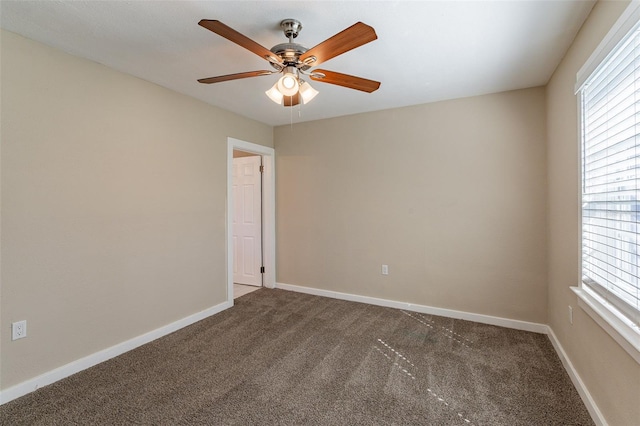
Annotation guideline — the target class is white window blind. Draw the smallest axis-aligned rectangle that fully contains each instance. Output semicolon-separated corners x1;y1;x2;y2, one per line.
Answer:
580;20;640;327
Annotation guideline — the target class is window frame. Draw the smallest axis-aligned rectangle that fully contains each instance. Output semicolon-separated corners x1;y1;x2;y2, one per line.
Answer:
573;0;640;364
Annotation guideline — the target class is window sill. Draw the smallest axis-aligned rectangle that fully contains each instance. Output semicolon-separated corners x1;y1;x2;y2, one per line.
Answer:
571;286;640;364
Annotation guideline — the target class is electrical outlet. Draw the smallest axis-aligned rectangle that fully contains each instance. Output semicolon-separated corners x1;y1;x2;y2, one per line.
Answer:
12;320;27;340
568;306;573;325
381;264;389;275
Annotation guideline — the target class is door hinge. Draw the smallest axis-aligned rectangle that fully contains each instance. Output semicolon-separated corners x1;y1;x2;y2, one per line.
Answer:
259;165;264;173
260;266;265;273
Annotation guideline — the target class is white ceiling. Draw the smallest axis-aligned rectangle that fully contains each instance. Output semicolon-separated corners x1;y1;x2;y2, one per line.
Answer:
1;1;595;126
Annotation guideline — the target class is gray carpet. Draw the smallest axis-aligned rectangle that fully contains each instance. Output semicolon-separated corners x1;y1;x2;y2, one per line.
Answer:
0;288;593;425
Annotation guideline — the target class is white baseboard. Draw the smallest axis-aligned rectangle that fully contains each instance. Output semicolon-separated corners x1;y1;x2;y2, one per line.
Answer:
275;282;548;333
546;327;606;426
0;300;233;405
0;284;605;426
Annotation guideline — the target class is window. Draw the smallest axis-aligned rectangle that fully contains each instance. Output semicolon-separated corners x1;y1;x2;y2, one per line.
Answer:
574;1;640;363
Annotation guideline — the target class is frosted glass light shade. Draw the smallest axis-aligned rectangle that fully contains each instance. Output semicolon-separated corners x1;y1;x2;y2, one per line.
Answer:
265;82;283;104
299;81;319;104
277;73;299;96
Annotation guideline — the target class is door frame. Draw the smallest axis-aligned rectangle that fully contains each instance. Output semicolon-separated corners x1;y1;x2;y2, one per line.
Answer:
227;138;276;304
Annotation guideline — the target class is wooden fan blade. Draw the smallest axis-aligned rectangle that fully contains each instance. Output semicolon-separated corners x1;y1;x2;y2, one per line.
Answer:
198;70;273;84
300;22;377;66
283;92;300;107
198;20;282;64
310;70;380;93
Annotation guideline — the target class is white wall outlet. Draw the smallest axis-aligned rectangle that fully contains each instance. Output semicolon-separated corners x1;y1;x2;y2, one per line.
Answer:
568;306;573;325
12;320;27;340
381;264;389;275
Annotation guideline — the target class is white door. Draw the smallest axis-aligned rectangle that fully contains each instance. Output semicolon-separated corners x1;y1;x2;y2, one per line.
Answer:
232;156;262;286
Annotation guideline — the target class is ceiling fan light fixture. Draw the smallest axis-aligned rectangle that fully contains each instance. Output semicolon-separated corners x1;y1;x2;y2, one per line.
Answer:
277;66;300;96
299;80;319;104
265;82;284;104
281;75;297;90
277;74;299;96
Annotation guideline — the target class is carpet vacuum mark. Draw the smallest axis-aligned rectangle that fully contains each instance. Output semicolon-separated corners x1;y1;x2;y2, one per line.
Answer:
0;288;594;425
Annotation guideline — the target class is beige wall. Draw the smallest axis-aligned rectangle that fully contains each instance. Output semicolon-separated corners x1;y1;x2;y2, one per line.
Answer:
0;30;272;389
4;2;639;422
275;87;548;323
546;1;640;425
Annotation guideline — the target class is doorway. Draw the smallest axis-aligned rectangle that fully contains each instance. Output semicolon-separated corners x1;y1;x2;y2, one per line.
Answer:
232;152;262;287
227;138;276;305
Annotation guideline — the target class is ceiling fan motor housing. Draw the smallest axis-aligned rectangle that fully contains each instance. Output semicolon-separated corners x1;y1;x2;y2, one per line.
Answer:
270;43;309;68
269;19;312;70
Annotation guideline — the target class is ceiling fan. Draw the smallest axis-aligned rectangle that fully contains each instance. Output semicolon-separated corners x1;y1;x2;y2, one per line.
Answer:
197;19;381;107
